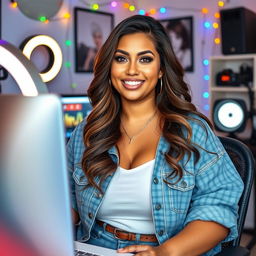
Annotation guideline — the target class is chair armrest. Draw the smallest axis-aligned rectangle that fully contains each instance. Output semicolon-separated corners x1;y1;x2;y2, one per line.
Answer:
216;246;250;256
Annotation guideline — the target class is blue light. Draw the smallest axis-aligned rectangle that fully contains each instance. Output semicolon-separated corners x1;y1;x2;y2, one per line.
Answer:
204;22;211;28
138;9;145;15
204;75;210;80
159;7;166;13
203;104;210;111
203;92;209;98
203;59;209;66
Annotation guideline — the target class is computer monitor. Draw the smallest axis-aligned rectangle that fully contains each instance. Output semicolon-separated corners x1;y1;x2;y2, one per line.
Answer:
61;95;92;139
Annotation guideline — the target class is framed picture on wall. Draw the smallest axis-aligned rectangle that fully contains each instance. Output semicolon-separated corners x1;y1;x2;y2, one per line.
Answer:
74;7;114;73
159;16;194;72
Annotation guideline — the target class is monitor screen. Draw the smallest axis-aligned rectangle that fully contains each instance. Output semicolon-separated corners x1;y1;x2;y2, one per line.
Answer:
61;95;92;139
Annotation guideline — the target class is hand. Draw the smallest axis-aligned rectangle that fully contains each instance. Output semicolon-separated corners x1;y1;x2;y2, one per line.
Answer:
117;244;170;256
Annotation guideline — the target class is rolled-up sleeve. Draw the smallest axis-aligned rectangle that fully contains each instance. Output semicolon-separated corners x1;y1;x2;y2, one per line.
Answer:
184;151;243;238
184;120;244;254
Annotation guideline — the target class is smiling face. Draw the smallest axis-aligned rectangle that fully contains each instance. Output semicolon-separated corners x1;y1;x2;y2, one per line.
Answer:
110;32;163;103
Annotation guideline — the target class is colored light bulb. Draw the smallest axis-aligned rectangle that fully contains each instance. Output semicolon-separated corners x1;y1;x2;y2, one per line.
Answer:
63;12;71;19
129;5;135;11
111;1;117;7
149;9;156;15
138;9;145;15
201;8;208;14
214;38;221;44
204;22;211;28
39;16;47;22
213;22;219;29
204;75;210;80
10;1;18;8
203;92;209;98
218;1;224;7
65;40;72;46
123;3;129;8
159;7;166;13
203;59;209;66
92;3;99;10
214;12;220;18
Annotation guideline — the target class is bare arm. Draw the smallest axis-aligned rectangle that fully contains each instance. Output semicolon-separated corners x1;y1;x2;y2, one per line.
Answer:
118;220;228;256
161;220;228;256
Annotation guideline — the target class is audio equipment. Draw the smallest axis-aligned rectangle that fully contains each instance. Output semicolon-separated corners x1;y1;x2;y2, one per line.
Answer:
220;7;256;54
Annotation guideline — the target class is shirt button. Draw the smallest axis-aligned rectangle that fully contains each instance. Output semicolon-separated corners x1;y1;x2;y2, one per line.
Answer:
96;193;103;198
153;177;159;184
180;180;187;188
155;204;162;210
158;230;164;236
88;212;93;219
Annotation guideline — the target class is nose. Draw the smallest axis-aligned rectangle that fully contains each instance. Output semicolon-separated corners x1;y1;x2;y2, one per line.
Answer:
126;60;139;75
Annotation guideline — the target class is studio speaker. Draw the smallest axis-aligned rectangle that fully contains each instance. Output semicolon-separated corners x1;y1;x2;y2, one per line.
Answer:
220;7;256;55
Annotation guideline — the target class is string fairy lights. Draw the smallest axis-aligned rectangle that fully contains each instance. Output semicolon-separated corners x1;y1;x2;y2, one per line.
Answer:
9;0;229;110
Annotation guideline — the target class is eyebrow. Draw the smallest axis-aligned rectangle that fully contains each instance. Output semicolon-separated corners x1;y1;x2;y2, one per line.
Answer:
115;49;155;56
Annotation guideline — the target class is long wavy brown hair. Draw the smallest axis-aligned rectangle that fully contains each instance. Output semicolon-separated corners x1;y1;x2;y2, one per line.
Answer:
82;15;213;193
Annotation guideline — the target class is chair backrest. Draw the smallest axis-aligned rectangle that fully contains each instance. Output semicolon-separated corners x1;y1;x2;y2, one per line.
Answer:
218;136;255;246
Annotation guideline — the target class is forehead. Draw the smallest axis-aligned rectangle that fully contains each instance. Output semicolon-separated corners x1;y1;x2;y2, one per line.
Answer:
117;33;158;53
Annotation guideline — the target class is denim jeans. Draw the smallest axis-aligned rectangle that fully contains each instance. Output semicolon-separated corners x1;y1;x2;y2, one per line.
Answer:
85;222;159;251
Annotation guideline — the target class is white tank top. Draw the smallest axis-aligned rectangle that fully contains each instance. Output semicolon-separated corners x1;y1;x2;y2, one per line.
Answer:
96;159;155;234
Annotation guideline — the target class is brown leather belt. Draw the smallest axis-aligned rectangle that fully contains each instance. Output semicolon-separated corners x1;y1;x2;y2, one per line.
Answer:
96;220;158;242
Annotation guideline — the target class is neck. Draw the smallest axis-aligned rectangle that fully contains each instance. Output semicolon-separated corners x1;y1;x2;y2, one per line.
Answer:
121;97;157;122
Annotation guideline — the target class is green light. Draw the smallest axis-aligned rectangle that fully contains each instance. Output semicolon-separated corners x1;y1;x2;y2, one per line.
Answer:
65;40;72;46
65;62;71;68
71;83;78;88
92;3;99;10
39;16;47;22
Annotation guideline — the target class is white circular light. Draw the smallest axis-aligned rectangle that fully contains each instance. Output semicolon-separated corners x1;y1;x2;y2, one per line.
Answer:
22;35;63;83
218;102;244;129
0;40;47;96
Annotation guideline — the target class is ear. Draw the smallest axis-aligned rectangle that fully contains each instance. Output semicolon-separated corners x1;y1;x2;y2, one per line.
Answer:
158;70;163;79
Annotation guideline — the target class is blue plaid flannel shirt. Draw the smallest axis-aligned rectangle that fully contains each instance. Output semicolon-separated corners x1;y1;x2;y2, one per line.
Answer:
67;116;244;256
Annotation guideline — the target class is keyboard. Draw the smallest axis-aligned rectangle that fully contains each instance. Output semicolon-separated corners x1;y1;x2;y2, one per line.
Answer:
75;249;101;256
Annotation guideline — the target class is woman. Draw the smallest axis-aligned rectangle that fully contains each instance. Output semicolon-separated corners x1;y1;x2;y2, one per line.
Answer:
67;15;243;256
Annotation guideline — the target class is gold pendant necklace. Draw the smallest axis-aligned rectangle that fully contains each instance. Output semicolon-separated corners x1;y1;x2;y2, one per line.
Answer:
121;110;157;144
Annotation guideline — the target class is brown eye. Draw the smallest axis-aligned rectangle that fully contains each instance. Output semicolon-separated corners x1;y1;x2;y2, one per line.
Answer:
140;56;153;63
114;55;127;63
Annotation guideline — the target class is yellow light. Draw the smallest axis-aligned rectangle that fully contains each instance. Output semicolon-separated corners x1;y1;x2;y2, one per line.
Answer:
214;12;220;18
123;3;129;8
44;19;49;24
149;9;156;15
129;5;135;11
213;22;219;29
63;12;71;19
10;2;18;8
92;3;99;10
201;8;208;14
22;35;63;83
218;1;224;7
214;38;221;44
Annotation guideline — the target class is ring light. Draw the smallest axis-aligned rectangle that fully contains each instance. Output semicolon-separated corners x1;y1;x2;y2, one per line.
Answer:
0;40;47;96
22;35;63;83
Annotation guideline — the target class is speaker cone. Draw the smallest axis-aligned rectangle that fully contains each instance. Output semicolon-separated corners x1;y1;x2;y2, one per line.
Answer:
213;99;247;133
